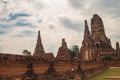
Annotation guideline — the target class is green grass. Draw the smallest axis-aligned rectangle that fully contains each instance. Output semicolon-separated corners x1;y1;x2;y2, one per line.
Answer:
89;68;120;80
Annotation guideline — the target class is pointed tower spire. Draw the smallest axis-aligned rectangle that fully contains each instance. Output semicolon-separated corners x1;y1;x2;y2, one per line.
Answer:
116;42;120;59
36;31;42;48
82;20;92;46
62;38;67;49
116;42;119;49
33;31;45;57
84;20;90;37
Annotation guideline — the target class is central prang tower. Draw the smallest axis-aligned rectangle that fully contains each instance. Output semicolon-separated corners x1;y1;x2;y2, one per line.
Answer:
80;14;115;62
91;14;112;48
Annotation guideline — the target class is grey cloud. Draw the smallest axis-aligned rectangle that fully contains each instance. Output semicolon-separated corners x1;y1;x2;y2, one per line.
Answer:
68;0;85;9
38;20;43;24
98;0;120;18
60;18;83;32
68;0;120;19
86;0;120;18
49;24;54;30
98;0;120;9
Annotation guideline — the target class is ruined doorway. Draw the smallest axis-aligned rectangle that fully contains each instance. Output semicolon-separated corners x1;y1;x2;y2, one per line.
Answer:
96;43;99;48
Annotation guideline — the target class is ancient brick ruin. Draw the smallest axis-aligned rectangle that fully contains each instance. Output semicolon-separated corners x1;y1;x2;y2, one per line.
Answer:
80;14;115;62
0;14;120;80
56;38;72;62
33;31;45;58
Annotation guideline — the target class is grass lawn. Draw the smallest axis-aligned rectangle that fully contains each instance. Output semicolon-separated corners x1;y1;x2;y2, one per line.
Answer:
89;68;120;80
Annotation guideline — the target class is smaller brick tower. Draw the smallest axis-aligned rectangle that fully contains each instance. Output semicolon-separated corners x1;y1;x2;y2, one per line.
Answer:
33;31;45;58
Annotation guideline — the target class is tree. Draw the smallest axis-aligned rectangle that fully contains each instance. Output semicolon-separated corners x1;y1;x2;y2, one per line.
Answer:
102;55;111;62
70;45;79;58
23;50;31;56
71;50;76;58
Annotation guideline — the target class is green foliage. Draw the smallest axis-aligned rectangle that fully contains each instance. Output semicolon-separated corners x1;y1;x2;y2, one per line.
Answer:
22;49;31;56
70;45;79;58
71;51;76;57
70;45;79;51
102;55;112;61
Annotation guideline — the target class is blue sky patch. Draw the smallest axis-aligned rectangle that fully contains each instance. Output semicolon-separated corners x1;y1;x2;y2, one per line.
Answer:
0;24;9;28
0;31;5;35
15;21;32;27
0;18;8;22
8;13;30;21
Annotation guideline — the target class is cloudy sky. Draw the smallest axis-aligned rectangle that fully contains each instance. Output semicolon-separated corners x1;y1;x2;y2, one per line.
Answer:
0;0;120;56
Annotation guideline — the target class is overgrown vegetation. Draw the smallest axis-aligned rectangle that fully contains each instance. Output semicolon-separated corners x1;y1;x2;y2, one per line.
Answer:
22;50;31;56
70;45;79;58
102;55;112;62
